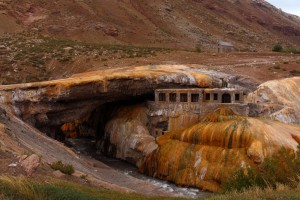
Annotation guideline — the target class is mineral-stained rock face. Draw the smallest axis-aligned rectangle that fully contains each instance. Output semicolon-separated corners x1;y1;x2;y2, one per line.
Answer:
0;65;212;135
100;104;157;165
1;64;300;194
139;108;300;192
247;77;300;124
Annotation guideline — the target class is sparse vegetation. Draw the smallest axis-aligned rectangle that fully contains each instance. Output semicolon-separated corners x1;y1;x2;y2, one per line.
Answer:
273;65;281;69
0;175;299;200
286;49;300;54
208;184;300;200
0;176;181;200
272;43;283;52
290;70;300;76
160;28;171;35
272;43;300;54
222;145;300;192
195;44;202;53
0;33;171;85
50;161;74;175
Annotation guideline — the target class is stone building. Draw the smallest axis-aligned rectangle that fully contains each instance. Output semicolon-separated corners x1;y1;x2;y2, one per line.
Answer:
147;88;248;137
218;41;235;53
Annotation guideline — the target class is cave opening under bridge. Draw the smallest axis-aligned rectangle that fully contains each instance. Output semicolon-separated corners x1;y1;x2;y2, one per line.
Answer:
36;93;155;157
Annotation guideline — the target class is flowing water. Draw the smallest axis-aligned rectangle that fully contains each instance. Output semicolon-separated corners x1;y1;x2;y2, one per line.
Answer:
66;138;212;198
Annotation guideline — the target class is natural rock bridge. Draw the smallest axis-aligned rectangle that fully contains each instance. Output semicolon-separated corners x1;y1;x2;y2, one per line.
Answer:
0;64;300;192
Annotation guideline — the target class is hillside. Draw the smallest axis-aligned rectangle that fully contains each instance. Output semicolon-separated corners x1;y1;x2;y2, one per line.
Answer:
0;0;300;51
1;0;300;199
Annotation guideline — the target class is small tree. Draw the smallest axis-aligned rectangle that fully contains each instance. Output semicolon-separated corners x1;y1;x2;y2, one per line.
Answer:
272;43;283;52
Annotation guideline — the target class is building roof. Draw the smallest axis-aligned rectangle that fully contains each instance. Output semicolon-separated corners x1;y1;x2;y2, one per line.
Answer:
156;88;203;92
218;41;234;47
156;88;243;92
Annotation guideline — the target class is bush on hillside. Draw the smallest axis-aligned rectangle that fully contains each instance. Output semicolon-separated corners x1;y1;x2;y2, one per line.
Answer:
195;44;202;53
50;161;74;175
272;43;283;52
222;144;300;192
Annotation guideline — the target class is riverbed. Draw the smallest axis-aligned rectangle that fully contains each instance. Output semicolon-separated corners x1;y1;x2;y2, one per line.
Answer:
66;138;212;198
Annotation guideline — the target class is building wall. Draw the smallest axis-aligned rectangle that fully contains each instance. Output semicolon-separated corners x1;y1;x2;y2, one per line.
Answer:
218;45;235;53
148;88;248;137
203;89;244;104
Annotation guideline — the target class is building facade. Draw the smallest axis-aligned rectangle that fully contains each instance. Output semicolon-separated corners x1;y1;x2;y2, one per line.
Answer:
147;88;248;137
218;41;235;53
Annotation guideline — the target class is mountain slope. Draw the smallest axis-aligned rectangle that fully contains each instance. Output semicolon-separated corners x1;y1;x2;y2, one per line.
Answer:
1;0;300;51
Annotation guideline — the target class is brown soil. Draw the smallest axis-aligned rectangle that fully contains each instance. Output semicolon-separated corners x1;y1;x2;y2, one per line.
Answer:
1;0;300;51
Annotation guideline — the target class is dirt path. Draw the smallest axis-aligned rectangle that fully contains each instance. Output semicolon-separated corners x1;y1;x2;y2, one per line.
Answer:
0;107;176;197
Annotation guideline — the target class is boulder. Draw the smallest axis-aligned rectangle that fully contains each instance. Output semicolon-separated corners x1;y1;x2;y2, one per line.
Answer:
20;154;40;175
103;26;119;37
52;170;65;178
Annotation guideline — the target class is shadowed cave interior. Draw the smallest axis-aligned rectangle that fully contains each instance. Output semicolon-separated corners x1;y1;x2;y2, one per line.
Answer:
43;93;155;158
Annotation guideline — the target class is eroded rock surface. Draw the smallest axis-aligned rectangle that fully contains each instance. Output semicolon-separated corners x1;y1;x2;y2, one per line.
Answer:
139;108;300;192
247;77;300;124
101;104;157;165
1;65;300;194
0;65;212;135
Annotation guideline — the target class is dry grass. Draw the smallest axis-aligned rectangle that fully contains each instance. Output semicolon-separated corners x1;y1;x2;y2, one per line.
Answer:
0;176;46;200
0;176;182;200
208;183;300;200
0;176;299;200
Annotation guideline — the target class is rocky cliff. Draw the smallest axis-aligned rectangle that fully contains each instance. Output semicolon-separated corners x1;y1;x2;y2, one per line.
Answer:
139;108;300;192
247;77;300;124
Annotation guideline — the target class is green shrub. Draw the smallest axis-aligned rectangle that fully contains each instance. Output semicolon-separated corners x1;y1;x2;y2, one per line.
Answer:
273;65;281;70
195;44;202;53
160;28;171;35
222;167;265;192
286;49;300;54
222;145;300;192
195;47;201;53
272;43;283;52
50;161;75;175
290;70;300;76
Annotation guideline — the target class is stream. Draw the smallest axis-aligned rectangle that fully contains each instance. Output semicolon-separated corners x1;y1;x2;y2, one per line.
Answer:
66;138;212;199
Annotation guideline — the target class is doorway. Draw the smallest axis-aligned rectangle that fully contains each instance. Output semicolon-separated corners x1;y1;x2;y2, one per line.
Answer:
222;93;231;103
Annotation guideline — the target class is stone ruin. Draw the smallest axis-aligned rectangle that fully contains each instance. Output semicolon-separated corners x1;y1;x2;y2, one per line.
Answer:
147;87;248;137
